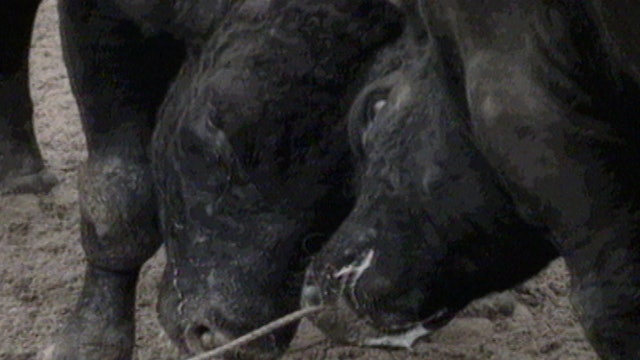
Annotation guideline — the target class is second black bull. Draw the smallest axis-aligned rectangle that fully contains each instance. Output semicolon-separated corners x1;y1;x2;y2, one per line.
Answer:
303;1;640;360
44;0;403;359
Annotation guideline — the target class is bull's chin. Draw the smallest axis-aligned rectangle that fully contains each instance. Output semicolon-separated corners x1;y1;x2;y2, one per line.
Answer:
361;306;457;348
421;306;457;330
308;294;456;349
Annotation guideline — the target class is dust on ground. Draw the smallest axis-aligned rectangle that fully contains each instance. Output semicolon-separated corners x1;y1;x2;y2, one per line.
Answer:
0;1;598;359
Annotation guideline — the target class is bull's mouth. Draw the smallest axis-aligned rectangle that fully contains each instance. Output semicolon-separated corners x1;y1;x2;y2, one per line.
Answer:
304;249;457;349
360;306;456;348
178;322;285;360
421;306;457;330
307;293;456;349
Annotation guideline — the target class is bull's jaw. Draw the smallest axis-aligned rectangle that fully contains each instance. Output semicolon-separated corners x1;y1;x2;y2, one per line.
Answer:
302;249;456;349
306;296;452;349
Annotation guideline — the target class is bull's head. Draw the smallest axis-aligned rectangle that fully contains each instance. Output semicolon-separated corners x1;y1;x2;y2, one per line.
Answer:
150;0;402;358
301;6;558;346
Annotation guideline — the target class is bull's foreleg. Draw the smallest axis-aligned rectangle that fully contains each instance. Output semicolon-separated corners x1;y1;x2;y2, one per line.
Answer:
0;0;57;194
43;1;184;359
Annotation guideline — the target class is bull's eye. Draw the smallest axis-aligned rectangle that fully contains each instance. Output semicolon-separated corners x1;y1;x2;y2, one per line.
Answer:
365;92;389;123
373;99;387;114
349;88;390;160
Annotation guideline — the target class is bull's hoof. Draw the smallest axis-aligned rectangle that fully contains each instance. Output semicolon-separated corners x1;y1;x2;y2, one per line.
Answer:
38;320;134;360
0;169;57;195
39;267;138;360
38;341;132;360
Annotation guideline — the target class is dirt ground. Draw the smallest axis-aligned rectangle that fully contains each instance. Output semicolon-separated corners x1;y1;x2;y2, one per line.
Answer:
0;1;600;359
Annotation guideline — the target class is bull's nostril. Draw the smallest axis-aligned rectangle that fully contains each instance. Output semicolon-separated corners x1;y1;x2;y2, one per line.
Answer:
184;324;233;353
301;285;323;307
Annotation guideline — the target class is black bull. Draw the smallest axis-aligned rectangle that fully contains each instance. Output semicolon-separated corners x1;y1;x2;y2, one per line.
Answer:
1;1;637;359
303;1;640;359
35;1;402;359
